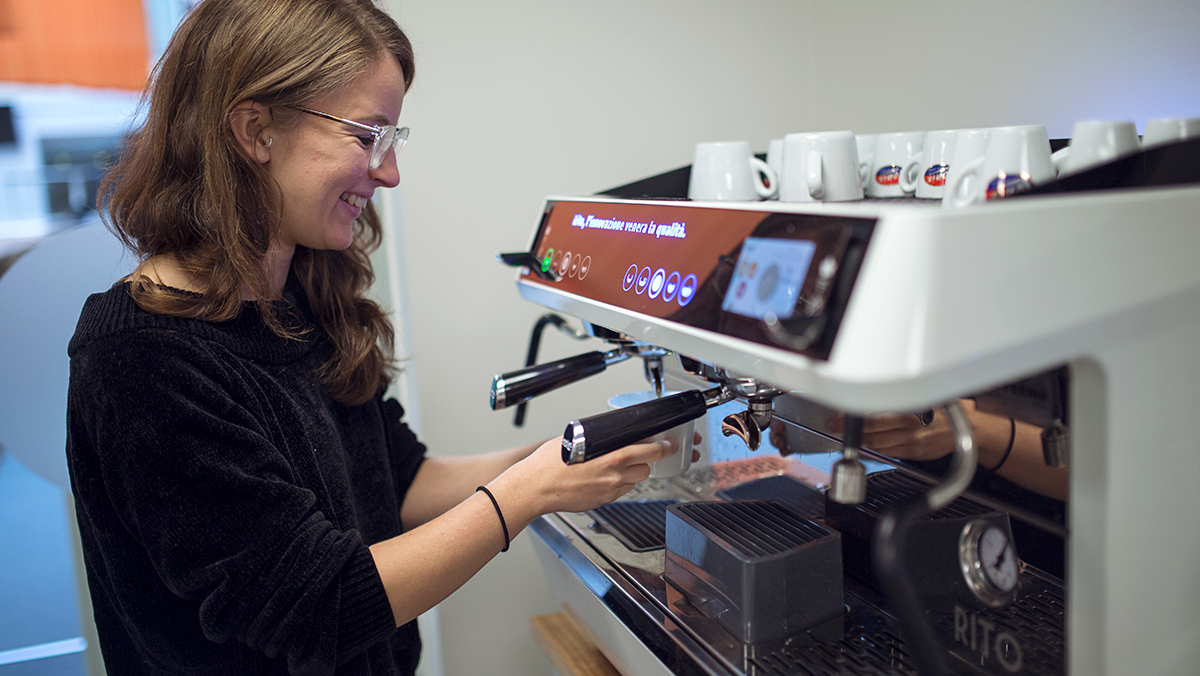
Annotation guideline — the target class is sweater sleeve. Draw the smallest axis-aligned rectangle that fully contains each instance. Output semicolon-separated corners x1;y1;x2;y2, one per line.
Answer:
67;329;397;675
380;397;427;504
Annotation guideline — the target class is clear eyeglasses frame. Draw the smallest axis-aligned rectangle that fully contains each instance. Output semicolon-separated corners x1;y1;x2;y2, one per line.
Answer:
290;106;409;170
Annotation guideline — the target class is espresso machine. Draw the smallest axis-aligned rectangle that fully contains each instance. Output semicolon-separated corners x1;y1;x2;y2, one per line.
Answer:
490;140;1200;676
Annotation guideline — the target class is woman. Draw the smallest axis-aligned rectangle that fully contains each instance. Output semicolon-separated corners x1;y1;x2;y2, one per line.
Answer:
65;1;678;674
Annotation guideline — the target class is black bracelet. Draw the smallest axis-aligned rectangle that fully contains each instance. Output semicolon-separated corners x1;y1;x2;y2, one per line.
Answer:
989;417;1016;472
476;486;510;553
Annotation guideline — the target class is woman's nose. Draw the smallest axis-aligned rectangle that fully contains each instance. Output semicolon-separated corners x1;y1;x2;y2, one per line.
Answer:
370;149;401;188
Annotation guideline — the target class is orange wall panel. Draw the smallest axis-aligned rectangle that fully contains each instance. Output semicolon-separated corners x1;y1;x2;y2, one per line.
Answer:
0;0;150;91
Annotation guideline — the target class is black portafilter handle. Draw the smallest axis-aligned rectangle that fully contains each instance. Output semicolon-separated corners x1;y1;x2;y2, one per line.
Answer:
562;389;709;465
491;351;611;410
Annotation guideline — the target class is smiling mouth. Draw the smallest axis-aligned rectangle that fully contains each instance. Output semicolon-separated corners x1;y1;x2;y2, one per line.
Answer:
340;193;369;209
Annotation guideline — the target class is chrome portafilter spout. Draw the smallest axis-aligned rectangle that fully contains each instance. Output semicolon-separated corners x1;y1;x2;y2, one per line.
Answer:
871;401;978;676
675;358;783;452
719;394;780;451
643;352;665;397
829;415;867;504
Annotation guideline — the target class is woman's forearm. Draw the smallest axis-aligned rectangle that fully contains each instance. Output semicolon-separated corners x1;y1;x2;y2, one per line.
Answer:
399;441;544;529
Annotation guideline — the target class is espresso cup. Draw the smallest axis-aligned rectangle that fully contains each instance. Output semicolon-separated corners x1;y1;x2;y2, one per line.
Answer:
779;131;863;202
946;125;1055;205
1051;120;1140;175
607;391;695;479
689;140;778;201
941;128;992;208
1142;117;1200;147
855;134;877;187
766;138;784;198
914;130;959;199
867;131;925;197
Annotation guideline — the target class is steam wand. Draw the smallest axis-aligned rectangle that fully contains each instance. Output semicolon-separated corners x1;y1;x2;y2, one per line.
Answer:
871;401;977;676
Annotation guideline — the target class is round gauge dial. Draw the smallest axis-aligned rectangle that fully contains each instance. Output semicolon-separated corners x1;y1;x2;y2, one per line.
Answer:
959;519;1019;607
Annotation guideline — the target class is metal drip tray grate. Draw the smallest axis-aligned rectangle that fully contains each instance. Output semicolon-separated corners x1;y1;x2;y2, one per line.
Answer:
671;500;831;556
746;573;1066;676
860;470;993;520
588;499;679;552
717;473;826;519
749;605;916;675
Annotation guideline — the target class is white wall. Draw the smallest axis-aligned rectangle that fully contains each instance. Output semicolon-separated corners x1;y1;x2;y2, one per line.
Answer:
383;1;1200;674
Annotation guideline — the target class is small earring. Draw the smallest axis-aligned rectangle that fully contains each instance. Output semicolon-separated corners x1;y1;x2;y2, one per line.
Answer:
266;138;273;148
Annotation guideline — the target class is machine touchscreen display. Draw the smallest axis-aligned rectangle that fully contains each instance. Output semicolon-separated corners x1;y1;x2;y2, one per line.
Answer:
721;237;817;321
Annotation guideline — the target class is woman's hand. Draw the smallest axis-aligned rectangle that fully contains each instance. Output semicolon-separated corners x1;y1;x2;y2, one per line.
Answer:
512;436;674;514
487;429;703;529
827;401;979;462
767;401;978;463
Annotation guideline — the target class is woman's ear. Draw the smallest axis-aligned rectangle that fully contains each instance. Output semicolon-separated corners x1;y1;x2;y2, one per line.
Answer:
229;100;273;163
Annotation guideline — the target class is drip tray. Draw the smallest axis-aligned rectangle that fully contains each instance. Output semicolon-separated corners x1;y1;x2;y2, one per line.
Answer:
588;499;679;552
665;500;844;644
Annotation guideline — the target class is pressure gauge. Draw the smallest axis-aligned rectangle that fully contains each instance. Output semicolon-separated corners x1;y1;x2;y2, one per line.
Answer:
959;519;1019;607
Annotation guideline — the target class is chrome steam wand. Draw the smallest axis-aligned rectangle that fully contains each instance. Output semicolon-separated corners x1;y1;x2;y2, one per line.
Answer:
871;400;978;676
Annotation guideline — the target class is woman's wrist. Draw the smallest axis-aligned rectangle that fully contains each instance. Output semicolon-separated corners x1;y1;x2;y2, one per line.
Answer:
971;408;1014;470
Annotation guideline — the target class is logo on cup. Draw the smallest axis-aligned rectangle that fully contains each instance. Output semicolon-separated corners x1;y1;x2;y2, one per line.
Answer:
924;164;949;186
875;165;902;186
985;173;1034;200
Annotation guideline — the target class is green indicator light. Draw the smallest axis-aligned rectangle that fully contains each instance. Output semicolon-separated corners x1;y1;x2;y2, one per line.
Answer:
541;248;554;272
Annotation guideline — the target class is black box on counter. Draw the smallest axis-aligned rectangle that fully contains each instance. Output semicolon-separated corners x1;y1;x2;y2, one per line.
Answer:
664;500;843;644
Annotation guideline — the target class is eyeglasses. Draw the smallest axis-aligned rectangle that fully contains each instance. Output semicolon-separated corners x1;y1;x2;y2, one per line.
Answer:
290;106;410;170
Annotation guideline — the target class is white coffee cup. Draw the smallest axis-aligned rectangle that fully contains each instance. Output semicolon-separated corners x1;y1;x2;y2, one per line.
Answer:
914;130;959;199
1051;120;1140;175
942;128;992;208
867;131;925;197
607;391;695;479
766;138;784;198
946;125;1055;206
1142;117;1200;147
689;140;777;201
779;130;863;202
855;134;878;187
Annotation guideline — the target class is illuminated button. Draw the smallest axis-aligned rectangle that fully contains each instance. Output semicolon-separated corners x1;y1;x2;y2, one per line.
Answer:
635;266;652;295
579;256;592;280
622;264;638;292
678;274;698;307
662;271;682;302
541;248;555;273
647;268;667;299
569;254;581;278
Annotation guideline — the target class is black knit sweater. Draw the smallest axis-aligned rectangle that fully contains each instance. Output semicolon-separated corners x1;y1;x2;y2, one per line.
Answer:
65;281;426;675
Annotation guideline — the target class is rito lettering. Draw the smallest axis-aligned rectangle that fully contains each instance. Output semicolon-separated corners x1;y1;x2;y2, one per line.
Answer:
954;604;1023;673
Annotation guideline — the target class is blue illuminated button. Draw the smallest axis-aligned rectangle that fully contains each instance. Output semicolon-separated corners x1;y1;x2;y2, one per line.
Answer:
636;266;652;295
678;273;698;307
623;264;637;291
647;268;667;299
662;271;682;302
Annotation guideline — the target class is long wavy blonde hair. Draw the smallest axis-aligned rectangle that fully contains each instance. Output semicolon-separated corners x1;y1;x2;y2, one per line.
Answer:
99;0;415;405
